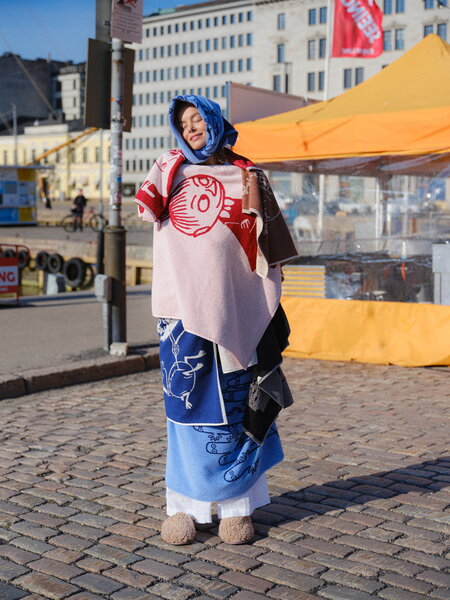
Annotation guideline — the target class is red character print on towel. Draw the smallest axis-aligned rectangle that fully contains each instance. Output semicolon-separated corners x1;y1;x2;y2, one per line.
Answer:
169;174;257;270
155;149;183;173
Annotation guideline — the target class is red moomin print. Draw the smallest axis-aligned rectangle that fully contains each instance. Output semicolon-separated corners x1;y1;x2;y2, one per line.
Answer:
168;174;257;270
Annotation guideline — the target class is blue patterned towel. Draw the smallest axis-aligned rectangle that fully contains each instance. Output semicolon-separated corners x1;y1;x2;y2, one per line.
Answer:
158;318;227;426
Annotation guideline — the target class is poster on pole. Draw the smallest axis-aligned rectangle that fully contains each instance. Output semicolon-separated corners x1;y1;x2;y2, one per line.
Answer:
111;0;143;44
332;0;383;58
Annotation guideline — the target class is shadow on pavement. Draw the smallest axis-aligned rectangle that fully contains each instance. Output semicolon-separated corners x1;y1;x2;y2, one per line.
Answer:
256;456;450;529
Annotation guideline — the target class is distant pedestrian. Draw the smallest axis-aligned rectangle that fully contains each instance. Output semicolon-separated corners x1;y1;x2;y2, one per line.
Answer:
72;189;87;231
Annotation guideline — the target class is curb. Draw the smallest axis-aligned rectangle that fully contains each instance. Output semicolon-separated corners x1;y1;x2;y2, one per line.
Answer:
0;351;160;401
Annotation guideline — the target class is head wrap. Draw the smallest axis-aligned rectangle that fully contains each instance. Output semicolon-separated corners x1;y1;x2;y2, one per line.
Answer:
168;94;238;164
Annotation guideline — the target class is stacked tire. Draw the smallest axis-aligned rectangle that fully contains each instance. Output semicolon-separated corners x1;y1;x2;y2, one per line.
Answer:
35;252;91;289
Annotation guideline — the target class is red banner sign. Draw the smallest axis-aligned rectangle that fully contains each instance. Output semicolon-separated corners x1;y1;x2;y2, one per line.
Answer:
0;257;19;295
332;0;383;58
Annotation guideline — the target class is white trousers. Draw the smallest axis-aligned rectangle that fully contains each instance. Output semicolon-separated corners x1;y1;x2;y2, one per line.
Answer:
166;474;270;523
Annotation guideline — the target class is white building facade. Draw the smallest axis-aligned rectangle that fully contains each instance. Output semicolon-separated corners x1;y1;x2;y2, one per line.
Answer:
123;0;449;193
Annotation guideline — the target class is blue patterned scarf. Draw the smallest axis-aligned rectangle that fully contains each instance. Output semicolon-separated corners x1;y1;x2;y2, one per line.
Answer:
168;94;238;164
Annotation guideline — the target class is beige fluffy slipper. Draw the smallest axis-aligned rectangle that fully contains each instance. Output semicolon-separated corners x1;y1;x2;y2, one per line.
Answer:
161;512;196;545
218;516;254;544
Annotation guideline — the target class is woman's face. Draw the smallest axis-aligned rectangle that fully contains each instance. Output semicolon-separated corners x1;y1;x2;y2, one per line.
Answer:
176;105;207;150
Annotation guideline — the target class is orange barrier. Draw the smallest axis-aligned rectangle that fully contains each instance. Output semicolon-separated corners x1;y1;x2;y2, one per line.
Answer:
281;296;450;367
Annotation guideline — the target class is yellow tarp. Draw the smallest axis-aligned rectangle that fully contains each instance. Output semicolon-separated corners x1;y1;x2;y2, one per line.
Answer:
282;297;450;367
234;35;450;163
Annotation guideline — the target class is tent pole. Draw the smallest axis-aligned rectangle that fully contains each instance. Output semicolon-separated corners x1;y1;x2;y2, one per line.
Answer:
324;0;334;101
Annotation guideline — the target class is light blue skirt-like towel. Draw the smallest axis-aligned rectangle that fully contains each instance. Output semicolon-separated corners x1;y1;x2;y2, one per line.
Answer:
165;362;284;503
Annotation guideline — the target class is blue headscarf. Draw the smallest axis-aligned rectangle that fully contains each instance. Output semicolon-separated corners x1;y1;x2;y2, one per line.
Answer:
168;94;238;164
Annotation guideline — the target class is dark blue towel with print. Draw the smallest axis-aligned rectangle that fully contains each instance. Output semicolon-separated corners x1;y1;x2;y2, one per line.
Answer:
157;318;227;426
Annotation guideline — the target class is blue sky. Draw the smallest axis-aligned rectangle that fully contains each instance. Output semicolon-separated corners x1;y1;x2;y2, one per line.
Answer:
0;0;201;63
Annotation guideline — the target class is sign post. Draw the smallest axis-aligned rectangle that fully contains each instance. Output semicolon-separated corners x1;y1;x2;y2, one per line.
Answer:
103;0;142;353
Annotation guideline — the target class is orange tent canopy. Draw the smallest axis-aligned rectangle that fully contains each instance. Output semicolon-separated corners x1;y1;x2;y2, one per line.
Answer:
233;35;450;168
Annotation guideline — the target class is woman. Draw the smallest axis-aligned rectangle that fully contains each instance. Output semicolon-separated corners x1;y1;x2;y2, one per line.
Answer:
135;95;298;545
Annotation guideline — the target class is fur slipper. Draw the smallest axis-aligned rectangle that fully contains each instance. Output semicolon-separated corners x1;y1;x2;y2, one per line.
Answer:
218;516;254;544
161;512;196;545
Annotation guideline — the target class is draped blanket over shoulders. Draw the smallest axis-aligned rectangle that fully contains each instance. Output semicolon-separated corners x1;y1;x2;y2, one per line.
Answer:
135;149;298;369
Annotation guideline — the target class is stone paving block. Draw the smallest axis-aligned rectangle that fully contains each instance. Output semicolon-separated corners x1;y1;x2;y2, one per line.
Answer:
13;571;79;599
176;573;238;599
250;565;321;592
219;570;274;594
75;557;113;573
0;580;28;599
104;565;155;588
70;572;124;595
146;582;195;600
0;546;39;565
111;589;160;600
130;557;183;580
321;568;384;593
317;584;379;600
197;547;261;572
11;537;55;555
27;557;83;581
377;587;434;599
379;572;434;595
267;587;319;600
0;557;29;581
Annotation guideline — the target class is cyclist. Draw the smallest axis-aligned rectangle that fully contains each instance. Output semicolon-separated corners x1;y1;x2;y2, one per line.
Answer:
71;189;88;231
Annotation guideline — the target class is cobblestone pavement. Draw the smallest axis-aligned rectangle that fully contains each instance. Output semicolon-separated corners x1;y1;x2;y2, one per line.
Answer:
0;358;449;600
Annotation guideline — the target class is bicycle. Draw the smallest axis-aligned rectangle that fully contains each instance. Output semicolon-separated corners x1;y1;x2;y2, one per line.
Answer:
61;208;108;233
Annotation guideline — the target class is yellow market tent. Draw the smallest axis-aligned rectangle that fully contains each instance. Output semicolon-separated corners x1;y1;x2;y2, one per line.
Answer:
233;34;450;367
233;34;450;174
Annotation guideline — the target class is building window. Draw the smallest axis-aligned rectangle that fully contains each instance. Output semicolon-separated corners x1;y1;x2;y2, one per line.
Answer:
230;60;235;73
246;58;252;70
238;34;244;46
247;33;252;45
213;62;219;74
355;67;364;85
318;71;325;91
238;58;244;71
383;29;392;50
206;17;210;27
395;28;404;49
230;35;235;48
277;43;285;63
247;11;253;21
198;19;202;29
222;36;227;49
395;0;404;12
307;72;315;92
198;40;203;52
308;9;316;25
230;14;235;24
222;15;227;25
438;22;447;40
319;6;327;23
383;0;392;14
190;41;195;53
308;40;316;59
273;74;281;91
424;24;434;37
214;16;218;26
221;61;227;73
277;13;285;30
319;38;326;58
343;68;352;89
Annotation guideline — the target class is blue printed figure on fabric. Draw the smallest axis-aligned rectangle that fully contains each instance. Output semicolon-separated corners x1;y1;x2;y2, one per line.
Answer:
157;319;227;425
194;369;280;483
